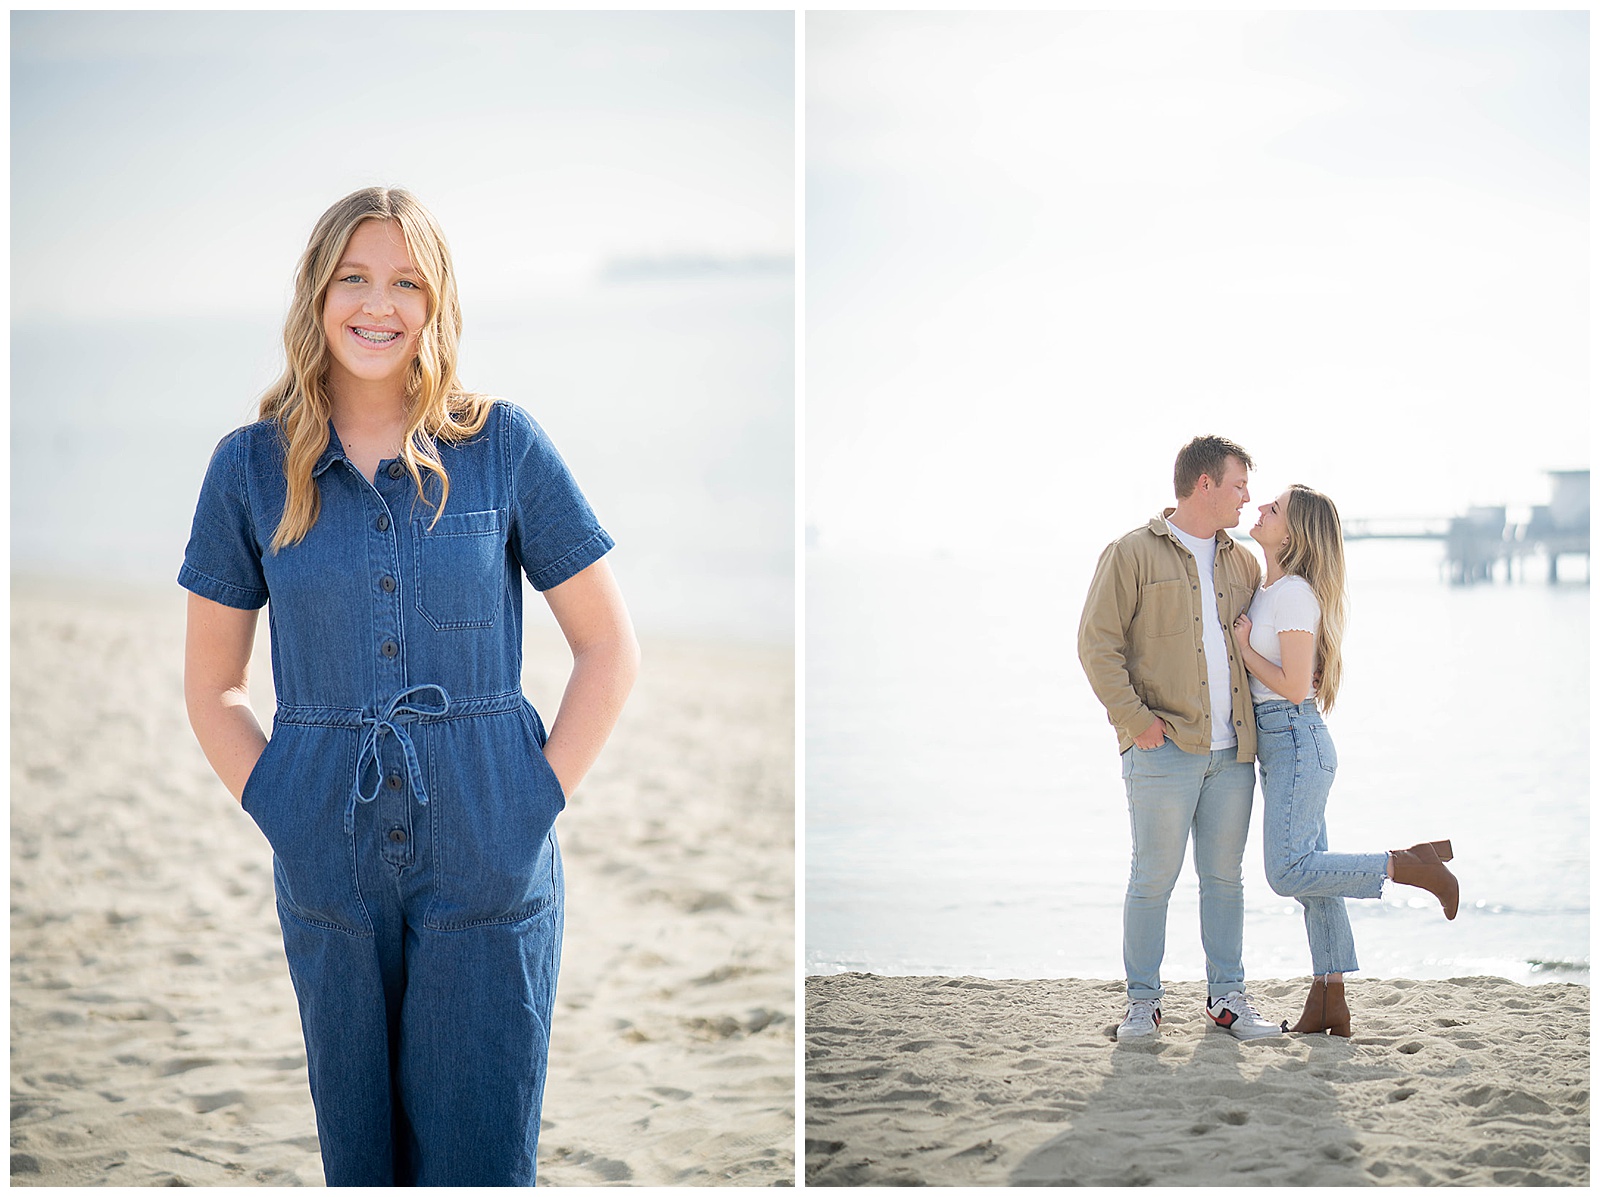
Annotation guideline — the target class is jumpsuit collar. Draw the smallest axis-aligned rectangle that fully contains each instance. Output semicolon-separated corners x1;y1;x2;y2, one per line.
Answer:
312;422;348;478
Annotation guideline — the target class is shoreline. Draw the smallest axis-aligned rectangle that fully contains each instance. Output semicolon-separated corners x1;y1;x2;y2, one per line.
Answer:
804;962;1592;987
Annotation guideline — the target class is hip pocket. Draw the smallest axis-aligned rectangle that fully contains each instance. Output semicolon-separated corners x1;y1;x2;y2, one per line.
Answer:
1254;707;1292;735
245;726;372;937
414;509;505;631
1309;722;1338;774
424;706;566;932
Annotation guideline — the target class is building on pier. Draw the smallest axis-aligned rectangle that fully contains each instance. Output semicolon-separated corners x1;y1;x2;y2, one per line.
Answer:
1342;470;1588;585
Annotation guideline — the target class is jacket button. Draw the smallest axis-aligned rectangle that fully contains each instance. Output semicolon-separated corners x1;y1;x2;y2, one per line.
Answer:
388;828;407;843
380;639;399;658
377;514;390;532
386;772;404;791
380;575;397;593
387;462;404;479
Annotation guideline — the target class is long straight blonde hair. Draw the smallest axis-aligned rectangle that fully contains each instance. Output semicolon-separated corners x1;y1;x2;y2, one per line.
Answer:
260;187;492;551
1279;483;1349;712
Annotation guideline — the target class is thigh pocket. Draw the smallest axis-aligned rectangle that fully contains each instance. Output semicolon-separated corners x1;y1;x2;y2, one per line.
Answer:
415;509;505;631
424;707;566;932
243;727;372;937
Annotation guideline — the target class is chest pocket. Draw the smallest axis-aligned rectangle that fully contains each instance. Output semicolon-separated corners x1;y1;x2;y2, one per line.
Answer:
415;508;505;630
1132;578;1189;638
1223;581;1256;624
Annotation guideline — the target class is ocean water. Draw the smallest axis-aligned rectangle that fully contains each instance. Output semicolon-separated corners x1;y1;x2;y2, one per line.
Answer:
806;538;1590;986
11;278;794;645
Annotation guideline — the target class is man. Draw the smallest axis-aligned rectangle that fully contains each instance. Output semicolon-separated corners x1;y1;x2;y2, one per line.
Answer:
1078;436;1281;1041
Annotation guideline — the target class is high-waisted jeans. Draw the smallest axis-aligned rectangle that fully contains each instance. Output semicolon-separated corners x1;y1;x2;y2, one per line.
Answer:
1254;698;1388;975
1120;739;1255;1002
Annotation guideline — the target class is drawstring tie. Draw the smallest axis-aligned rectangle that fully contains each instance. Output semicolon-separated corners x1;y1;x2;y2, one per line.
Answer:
349;683;452;833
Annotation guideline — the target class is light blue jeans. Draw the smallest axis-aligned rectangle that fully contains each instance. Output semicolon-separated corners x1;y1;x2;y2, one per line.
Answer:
1254;698;1388;976
1120;739;1255;1002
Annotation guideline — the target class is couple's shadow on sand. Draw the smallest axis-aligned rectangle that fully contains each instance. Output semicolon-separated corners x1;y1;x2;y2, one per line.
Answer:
1010;978;1486;1187
1012;998;1369;1186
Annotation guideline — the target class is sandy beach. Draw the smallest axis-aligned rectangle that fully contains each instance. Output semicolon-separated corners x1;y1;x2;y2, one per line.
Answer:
10;578;795;1186
806;973;1589;1186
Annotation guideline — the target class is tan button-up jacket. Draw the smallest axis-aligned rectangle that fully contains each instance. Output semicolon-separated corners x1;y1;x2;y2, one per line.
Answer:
1077;511;1262;762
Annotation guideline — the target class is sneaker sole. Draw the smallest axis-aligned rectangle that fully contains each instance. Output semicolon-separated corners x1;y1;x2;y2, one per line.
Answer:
1207;1020;1283;1040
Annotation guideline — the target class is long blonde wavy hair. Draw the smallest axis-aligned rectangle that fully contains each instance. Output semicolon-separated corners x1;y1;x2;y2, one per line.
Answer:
1279;483;1349;712
260;187;492;551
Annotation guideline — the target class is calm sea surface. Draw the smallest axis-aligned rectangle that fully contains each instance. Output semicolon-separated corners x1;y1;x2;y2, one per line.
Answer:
12;279;794;644
806;538;1589;985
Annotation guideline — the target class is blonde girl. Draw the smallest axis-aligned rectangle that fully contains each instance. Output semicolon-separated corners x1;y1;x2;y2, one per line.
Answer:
1232;483;1456;1037
181;187;638;1184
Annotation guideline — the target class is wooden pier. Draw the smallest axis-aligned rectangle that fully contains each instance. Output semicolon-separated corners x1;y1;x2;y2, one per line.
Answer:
1341;471;1589;586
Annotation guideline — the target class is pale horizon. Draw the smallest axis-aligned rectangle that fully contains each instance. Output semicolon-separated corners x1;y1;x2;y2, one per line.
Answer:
807;11;1589;546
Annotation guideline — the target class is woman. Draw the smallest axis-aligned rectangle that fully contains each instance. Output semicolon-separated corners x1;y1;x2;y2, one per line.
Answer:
1231;484;1456;1038
180;187;639;1184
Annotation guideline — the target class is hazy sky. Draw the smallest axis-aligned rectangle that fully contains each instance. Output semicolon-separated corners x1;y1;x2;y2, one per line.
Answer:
10;11;796;641
13;10;793;320
807;11;1589;548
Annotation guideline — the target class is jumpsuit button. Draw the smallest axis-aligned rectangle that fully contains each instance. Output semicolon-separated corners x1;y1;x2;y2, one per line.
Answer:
387;462;405;479
386;772;404;791
388;828;407;843
380;575;397;593
377;514;390;532
380;639;400;658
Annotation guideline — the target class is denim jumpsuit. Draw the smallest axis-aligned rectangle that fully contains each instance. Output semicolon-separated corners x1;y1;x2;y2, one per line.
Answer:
178;399;612;1185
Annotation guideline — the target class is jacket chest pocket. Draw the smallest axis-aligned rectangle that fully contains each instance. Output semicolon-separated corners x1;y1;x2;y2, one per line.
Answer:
414;509;505;630
1133;578;1190;638
1223;582;1256;624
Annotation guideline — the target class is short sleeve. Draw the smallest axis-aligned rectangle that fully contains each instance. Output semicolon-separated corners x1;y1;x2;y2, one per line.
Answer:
1275;578;1321;635
177;430;269;610
504;402;614;591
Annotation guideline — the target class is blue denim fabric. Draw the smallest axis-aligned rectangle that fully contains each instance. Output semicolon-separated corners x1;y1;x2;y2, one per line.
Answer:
1254;699;1388;976
1120;740;1255;1001
179;400;610;1185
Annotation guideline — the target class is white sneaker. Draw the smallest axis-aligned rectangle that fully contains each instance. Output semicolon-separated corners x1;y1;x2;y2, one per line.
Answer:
1205;990;1283;1039
1117;998;1162;1041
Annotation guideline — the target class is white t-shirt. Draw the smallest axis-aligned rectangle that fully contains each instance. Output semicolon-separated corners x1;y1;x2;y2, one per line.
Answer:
1165;519;1236;749
1245;574;1321;704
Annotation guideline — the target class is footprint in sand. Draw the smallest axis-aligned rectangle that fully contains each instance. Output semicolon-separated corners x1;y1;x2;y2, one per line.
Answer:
157;1056;219;1076
190;1090;245;1114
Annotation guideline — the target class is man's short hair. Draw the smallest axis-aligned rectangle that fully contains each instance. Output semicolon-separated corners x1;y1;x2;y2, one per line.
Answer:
1174;436;1254;499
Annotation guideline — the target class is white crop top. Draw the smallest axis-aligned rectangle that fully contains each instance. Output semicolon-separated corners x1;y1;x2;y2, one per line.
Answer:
1245;574;1321;704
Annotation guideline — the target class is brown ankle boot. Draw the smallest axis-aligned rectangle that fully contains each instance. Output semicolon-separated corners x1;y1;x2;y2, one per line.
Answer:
1286;977;1352;1037
1286;977;1325;1033
1390;842;1459;919
1425;839;1454;862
